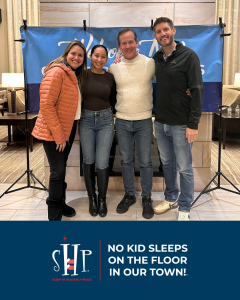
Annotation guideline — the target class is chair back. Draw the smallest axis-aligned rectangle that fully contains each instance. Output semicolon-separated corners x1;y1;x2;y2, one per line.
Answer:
0;90;7;104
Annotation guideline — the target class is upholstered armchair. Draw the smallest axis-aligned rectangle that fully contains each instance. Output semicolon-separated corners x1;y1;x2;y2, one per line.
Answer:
7;89;25;113
0;90;8;116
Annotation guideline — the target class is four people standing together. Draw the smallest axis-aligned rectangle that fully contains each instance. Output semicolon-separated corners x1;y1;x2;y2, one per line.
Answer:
33;17;203;221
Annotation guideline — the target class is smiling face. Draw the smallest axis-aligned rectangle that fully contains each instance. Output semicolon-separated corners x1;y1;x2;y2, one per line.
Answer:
66;45;84;69
90;47;108;71
154;22;176;48
118;31;138;60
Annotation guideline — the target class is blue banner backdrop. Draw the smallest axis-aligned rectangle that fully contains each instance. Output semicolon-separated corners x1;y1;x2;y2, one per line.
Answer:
21;25;223;113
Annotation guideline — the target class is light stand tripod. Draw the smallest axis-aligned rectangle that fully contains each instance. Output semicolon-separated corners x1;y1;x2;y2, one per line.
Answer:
191;17;239;206
191;105;240;206
0;20;47;199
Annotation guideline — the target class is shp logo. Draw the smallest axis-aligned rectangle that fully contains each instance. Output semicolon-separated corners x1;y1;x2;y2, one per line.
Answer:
52;241;92;279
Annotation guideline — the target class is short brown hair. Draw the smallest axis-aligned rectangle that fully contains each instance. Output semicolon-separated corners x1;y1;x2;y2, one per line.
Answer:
117;28;137;45
153;17;174;32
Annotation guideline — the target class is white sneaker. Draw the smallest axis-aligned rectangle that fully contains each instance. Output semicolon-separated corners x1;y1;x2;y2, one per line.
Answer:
154;200;178;215
178;211;190;221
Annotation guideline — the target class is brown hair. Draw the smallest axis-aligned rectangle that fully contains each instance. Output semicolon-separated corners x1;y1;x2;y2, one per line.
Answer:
44;40;87;86
117;28;137;45
153;17;174;32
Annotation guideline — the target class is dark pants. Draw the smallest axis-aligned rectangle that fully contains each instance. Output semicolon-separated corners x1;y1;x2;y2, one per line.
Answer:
43;120;78;199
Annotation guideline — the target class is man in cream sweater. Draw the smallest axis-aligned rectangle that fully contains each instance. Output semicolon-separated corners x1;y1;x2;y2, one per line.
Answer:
108;28;155;219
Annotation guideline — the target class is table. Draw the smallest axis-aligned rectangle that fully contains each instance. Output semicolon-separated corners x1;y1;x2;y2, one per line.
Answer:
0;114;38;151
213;112;240;149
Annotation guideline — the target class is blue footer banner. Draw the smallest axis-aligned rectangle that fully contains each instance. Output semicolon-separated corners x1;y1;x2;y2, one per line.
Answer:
21;25;223;113
1;221;239;299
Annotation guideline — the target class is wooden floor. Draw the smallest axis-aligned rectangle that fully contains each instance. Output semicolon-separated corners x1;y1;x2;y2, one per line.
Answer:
0;184;239;221
1;125;240;220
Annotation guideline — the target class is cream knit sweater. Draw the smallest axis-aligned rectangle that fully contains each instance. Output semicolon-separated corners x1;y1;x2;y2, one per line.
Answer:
108;54;155;120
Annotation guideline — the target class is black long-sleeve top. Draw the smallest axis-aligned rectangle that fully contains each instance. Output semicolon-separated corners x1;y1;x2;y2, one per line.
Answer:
153;41;203;129
81;69;116;112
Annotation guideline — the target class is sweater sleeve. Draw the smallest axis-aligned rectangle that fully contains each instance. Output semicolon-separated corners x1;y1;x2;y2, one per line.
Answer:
186;52;203;130
40;68;66;144
110;78;117;114
150;59;156;82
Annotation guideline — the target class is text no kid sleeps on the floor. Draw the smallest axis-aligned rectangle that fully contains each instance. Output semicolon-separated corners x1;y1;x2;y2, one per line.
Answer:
108;244;188;277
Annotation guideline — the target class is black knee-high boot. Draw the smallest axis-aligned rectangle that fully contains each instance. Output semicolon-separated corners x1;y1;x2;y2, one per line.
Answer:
62;182;76;217
97;167;109;217
83;163;98;216
46;197;63;221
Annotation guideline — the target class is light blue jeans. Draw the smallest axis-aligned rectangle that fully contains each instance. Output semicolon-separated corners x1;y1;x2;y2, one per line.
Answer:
79;108;114;169
154;121;194;212
115;118;153;197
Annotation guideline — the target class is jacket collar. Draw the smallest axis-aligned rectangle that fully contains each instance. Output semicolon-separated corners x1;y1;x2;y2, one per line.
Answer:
51;63;78;86
154;40;183;60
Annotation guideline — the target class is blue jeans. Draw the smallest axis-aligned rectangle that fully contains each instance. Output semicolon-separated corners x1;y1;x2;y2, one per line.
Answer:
154;121;194;212
79;108;114;169
115;118;153;197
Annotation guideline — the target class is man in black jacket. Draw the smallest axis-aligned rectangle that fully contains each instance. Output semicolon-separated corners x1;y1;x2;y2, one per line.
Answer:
153;17;203;220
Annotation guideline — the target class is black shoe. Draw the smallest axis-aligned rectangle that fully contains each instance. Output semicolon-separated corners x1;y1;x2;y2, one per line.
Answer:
142;196;154;219
97;167;109;218
116;193;136;214
62;203;76;217
46;197;63;221
89;195;98;216
62;182;76;217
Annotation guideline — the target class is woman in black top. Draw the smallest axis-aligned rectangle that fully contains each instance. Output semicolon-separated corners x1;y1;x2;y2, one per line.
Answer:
80;45;116;217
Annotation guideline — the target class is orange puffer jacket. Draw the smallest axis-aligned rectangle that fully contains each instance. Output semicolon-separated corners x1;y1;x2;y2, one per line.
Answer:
32;64;79;144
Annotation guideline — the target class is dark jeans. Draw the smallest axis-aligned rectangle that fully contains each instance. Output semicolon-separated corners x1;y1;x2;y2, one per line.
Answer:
115;117;153;197
43;120;78;200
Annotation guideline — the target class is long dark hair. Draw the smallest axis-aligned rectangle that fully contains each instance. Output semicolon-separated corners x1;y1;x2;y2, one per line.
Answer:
44;40;87;85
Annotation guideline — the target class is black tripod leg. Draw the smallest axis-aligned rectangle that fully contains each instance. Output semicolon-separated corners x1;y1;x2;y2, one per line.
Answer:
30;171;36;185
219;173;240;193
0;171;28;198
221;173;240;190
191;173;218;207
30;172;48;191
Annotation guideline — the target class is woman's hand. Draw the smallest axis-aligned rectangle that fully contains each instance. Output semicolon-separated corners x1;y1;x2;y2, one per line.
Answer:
56;141;66;152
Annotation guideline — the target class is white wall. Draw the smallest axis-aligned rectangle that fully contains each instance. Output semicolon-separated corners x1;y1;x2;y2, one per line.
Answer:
39;1;215;27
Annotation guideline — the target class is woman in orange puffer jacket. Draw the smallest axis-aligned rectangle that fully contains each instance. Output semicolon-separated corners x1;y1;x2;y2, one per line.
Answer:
32;40;87;221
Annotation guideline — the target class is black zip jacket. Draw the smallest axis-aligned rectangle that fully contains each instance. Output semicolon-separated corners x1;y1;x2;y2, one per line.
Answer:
153;41;203;129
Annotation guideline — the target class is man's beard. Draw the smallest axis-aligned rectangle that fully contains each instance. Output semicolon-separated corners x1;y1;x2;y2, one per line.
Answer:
159;34;174;47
